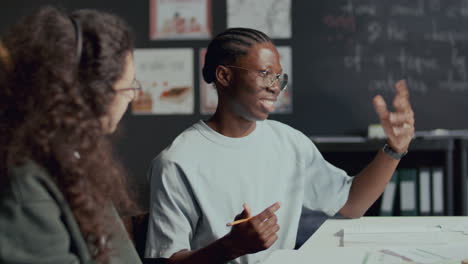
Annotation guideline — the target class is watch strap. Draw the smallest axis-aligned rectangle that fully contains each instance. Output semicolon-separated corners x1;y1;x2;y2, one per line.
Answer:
383;143;408;160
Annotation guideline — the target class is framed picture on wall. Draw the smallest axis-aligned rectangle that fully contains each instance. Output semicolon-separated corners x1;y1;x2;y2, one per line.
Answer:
132;48;194;115
149;0;212;40
227;0;291;39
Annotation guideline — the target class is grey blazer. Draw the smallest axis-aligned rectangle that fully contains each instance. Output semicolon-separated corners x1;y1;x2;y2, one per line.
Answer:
0;160;141;264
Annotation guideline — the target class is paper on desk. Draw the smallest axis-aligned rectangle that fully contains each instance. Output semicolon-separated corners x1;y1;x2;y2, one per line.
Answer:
344;232;450;247
344;224;443;234
262;248;377;264
275;247;414;264
260;250;305;264
343;224;449;247
266;247;468;264
377;244;468;264
443;220;468;234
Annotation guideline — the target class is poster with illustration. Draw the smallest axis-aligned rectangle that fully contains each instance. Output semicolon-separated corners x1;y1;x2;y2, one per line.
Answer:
150;0;212;40
198;46;293;115
199;48;218;114
227;0;291;39
132;48;194;115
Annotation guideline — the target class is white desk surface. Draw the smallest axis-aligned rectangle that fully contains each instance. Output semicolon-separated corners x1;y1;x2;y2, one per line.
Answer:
263;217;468;264
300;216;468;251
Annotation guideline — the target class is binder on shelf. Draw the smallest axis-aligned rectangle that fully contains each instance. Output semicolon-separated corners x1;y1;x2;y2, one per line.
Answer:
380;172;398;216
418;167;432;216
432;167;445;216
399;168;418;216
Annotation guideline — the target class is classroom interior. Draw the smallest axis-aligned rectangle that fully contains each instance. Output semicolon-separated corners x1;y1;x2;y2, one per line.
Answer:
2;0;468;258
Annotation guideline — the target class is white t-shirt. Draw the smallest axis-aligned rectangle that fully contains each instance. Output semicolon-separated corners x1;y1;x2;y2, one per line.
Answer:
145;120;353;264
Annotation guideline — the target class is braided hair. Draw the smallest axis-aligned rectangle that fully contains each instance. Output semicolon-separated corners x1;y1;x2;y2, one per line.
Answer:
202;28;271;84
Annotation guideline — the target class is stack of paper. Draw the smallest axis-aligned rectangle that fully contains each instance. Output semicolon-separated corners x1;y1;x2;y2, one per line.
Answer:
343;224;448;247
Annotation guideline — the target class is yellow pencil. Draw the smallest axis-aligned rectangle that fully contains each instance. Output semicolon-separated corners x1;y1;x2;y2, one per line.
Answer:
226;217;253;226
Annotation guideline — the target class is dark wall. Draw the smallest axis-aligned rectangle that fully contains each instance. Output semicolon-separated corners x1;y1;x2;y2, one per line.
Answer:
2;0;468;208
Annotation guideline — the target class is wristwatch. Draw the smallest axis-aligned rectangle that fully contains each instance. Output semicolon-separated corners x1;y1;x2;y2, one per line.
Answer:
382;143;408;160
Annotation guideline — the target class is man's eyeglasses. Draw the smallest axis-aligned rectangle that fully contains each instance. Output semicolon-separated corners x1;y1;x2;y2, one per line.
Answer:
225;65;288;91
117;79;142;101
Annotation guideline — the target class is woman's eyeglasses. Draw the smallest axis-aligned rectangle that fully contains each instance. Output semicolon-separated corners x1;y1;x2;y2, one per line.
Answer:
117;79;142;101
225;65;288;91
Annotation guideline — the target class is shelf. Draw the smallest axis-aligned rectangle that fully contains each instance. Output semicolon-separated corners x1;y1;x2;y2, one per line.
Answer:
310;137;456;216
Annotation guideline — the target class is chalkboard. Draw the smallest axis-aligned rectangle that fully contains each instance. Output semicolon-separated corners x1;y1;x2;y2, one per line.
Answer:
288;0;468;135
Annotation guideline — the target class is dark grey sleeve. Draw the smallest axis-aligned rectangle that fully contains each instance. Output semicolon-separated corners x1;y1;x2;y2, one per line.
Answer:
0;192;84;264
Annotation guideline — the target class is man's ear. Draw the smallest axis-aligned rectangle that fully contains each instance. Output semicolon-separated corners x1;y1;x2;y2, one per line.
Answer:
215;65;232;87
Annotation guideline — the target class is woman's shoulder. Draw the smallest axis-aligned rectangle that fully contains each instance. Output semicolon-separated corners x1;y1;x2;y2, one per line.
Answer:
6;159;59;204
0;160;88;264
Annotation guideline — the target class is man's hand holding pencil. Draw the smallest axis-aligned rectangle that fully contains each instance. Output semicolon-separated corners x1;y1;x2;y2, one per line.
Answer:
223;202;281;256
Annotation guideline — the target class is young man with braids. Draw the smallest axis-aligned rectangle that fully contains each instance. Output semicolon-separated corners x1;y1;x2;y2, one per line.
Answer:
146;28;415;264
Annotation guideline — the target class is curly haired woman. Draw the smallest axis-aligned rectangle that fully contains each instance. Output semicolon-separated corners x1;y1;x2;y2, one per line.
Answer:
0;6;143;264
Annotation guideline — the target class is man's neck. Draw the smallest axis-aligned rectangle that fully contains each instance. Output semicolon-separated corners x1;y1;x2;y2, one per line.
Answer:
206;110;257;138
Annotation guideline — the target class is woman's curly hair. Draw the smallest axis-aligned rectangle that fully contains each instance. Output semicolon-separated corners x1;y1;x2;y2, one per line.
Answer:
0;6;136;262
